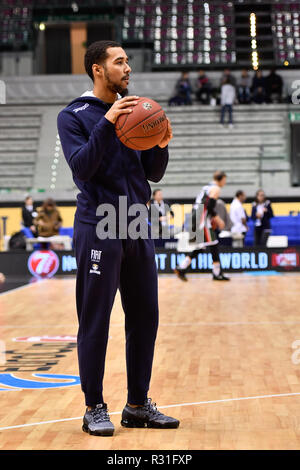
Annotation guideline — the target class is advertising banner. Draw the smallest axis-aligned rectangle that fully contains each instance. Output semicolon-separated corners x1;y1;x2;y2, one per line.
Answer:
1;246;300;278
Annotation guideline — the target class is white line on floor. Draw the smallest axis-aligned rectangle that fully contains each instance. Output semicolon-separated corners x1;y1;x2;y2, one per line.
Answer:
1;391;300;432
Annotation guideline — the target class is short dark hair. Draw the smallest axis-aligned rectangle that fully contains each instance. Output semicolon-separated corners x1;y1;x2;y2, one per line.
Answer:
236;190;245;198
213;171;227;182
153;189;162;197
84;40;121;82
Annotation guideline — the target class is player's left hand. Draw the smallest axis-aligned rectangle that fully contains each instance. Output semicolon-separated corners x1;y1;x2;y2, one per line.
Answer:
158;118;173;148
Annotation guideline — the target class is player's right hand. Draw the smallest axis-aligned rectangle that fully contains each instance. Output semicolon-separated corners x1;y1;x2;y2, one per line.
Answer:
105;96;139;124
212;215;225;231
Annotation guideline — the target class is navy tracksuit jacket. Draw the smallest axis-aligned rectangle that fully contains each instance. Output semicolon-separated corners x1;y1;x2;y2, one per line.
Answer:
57;95;169;406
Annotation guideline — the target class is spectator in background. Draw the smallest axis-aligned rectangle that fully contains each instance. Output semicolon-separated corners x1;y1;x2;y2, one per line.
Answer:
220;68;237;88
251;189;274;246
251;70;266;104
238;69;251;104
220;77;235;129
168;72;192;106
150;189;174;238
22;195;38;235
34;198;63;238
230;190;248;245
265;68;283;103
0;273;5;284
216;199;233;232
195;70;212;104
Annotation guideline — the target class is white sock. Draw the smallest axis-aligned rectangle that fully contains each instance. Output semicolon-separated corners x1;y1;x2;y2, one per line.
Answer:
212;263;221;276
179;256;191;270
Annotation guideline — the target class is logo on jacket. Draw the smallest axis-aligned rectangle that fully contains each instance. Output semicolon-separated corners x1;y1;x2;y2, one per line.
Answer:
143;102;152;111
74;103;89;113
91;249;102;261
27;250;60;279
90;250;102;275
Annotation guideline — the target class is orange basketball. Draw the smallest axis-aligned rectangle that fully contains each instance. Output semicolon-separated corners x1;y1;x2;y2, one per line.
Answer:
115;97;168;151
211;217;218;231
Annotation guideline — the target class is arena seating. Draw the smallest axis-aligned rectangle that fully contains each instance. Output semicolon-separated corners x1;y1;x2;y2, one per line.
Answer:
0;100;298;200
0;0;33;52
0;72;300;201
0;105;42;191
122;0;236;67
272;2;300;65
17;215;300;247
156;103;291;199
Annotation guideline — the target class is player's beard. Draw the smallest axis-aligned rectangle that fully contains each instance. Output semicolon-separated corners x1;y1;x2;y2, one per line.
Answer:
103;65;129;97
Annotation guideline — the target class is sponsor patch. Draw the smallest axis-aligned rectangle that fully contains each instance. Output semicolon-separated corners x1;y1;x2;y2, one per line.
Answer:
73;103;89;113
142;102;152;110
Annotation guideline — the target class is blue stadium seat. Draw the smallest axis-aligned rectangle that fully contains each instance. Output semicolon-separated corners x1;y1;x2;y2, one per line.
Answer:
21;226;40;250
245;216;300;246
20;226;74;250
59;227;74;238
21;226;34;238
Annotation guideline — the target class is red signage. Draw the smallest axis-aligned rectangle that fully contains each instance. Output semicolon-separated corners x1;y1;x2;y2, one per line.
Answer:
27;250;59;278
271;249;300;269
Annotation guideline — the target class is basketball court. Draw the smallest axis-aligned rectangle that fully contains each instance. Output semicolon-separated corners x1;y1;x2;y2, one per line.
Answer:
1;0;300;456
1;272;300;450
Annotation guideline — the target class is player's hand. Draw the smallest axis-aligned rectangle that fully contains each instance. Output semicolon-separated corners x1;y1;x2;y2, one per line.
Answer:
212;215;225;231
105;96;139;124
158;118;173;148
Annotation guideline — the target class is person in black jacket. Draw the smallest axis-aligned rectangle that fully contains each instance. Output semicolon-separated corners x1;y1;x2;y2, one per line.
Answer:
57;40;179;436
251;189;274;245
21;196;37;235
265;68;283;103
251;70;266;104
168;72;193;106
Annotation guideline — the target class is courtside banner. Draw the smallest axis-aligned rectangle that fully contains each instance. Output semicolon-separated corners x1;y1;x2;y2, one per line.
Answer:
0;246;300;277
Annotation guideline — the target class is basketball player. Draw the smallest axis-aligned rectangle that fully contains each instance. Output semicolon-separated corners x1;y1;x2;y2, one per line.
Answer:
57;40;179;436
174;171;230;281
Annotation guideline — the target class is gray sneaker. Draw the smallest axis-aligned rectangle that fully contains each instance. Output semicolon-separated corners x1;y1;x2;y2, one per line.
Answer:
82;403;114;436
121;398;180;429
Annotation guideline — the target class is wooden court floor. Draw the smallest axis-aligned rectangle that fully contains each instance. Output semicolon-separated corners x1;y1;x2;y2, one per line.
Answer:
0;273;300;450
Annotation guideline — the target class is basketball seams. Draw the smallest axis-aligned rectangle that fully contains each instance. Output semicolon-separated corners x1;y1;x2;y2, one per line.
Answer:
117;109;166;142
116;105;164;139
122;129;167;150
115;96;167;150
115;98;148;133
115;111;130;132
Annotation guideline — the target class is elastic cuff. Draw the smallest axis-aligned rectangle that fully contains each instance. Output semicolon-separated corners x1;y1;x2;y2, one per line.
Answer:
85;394;104;407
127;391;147;406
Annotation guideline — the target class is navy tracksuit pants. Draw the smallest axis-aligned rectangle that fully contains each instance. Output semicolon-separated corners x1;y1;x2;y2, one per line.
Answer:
73;218;159;407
